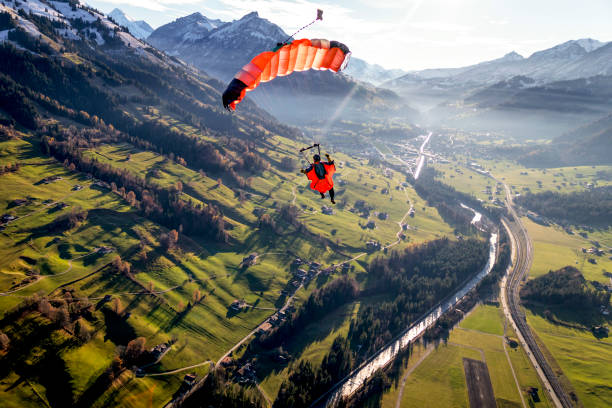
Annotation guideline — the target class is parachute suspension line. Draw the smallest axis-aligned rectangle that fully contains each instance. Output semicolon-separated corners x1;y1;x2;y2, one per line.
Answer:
281;9;323;45
299;143;321;165
300;150;312;165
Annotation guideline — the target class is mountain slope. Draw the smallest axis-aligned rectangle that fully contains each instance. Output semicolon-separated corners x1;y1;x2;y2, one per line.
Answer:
108;8;153;40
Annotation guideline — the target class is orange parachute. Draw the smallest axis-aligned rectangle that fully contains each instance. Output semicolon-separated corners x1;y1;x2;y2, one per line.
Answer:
222;38;351;111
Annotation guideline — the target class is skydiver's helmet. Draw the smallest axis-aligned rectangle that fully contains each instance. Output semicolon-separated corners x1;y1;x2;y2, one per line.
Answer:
313;154;321;162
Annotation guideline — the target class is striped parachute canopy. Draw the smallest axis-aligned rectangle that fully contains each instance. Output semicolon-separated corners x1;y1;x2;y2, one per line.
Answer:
222;39;351;111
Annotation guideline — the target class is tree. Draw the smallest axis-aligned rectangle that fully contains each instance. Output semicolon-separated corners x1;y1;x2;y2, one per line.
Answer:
112;297;122;314
124;337;147;365
74;319;91;342
279;156;295;171
126;190;136;206
0;331;9;351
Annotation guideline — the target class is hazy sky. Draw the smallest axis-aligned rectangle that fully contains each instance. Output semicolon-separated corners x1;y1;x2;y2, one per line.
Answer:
85;0;612;71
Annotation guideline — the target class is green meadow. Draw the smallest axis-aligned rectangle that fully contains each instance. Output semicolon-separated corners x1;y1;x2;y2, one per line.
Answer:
522;217;612;284
380;303;552;408
525;309;612;408
0;119;461;407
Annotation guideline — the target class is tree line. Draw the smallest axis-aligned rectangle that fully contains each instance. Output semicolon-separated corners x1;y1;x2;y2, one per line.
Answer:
516;186;612;227
520;266;610;309
42;128;228;242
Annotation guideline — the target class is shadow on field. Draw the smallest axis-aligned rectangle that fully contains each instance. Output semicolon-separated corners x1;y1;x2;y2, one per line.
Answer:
102;308;137;346
523;303;611;339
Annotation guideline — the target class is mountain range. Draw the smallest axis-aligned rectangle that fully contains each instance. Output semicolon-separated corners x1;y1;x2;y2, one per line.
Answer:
145;11;408;123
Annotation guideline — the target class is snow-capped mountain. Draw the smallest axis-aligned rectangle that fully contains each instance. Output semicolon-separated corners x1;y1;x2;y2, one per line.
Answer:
108;8;153;40
0;0;177;68
149;11;285;81
343;58;406;85
147;12;224;51
386;38;611;92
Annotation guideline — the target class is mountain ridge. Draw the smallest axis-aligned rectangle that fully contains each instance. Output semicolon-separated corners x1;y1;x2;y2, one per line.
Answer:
108;8;153;40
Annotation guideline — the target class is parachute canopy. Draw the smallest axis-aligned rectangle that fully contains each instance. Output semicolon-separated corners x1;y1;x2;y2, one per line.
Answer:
222;39;351;111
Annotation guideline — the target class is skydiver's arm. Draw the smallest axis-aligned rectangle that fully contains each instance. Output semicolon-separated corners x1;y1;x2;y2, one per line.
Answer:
325;154;334;165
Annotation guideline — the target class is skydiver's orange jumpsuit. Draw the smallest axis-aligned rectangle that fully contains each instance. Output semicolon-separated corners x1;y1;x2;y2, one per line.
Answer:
302;155;336;203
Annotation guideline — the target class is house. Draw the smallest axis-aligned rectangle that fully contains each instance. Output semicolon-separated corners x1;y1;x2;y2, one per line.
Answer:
592;326;609;337
183;373;197;387
257;322;272;335
366;241;381;251
43;176;62;184
1;214;16;223
98;246;114;254
230;299;246;311
321;206;334;215
72;184;83;191
242;253;258;267
12;199;27;206
150;343;170;360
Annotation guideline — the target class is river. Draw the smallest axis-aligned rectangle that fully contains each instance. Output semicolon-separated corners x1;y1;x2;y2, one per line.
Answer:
323;207;497;407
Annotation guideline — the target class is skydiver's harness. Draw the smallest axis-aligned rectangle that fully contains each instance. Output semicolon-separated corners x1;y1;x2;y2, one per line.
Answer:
300;143;330;190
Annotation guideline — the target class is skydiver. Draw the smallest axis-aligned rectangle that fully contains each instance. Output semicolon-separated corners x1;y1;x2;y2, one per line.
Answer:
301;153;336;204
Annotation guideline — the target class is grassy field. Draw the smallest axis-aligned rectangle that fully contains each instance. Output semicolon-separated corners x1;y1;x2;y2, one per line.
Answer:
522;217;612;284
380;303;552;408
434;161;499;202
483;160;612;195
0;125;461;407
525;309;612;408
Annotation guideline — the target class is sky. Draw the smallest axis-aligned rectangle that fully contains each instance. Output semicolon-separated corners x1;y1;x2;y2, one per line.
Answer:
85;0;612;71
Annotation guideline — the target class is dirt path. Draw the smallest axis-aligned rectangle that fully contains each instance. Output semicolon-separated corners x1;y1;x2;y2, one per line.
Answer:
0;249;101;296
383;190;412;251
394;345;434;408
502;336;527;408
257;383;272;407
448;341;486;362
144;360;214;377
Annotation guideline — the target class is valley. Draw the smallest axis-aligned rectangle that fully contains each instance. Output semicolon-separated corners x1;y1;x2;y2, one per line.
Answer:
0;1;611;408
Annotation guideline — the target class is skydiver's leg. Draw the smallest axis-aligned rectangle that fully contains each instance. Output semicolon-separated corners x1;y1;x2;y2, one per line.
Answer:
329;188;335;204
320;192;325;199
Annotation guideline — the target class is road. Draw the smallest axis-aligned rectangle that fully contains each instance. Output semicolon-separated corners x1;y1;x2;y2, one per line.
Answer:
144;360;214;377
498;181;573;408
413;132;433;180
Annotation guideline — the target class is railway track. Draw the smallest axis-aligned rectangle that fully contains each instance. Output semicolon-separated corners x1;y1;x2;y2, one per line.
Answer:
503;190;575;408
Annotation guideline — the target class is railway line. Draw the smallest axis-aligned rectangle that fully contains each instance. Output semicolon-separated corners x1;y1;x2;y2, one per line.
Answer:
502;185;575;408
